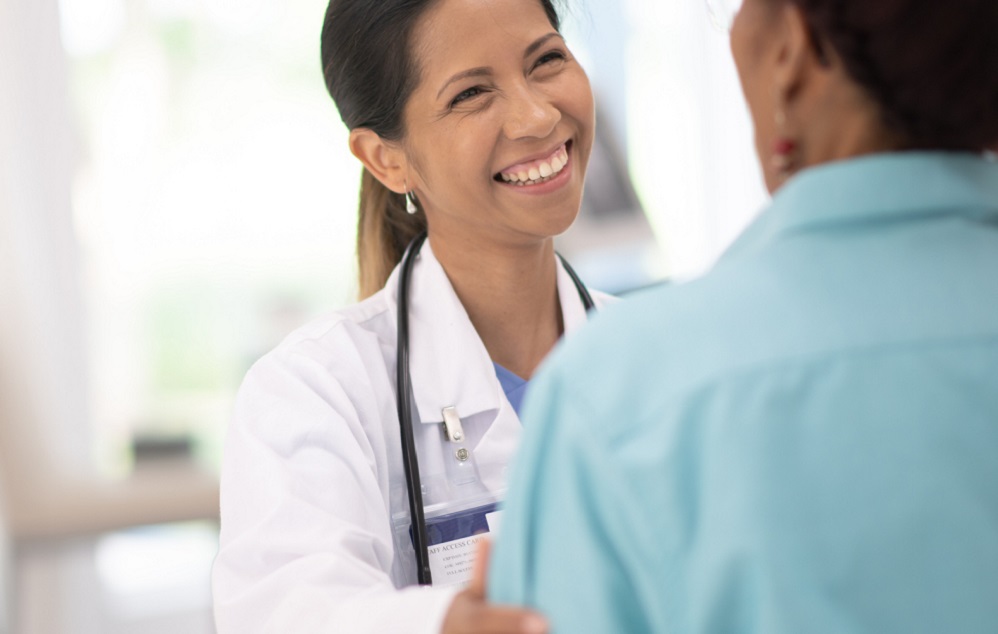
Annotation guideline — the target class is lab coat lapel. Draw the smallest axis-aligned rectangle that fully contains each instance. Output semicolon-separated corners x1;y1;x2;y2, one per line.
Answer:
406;241;500;425
400;242;599;494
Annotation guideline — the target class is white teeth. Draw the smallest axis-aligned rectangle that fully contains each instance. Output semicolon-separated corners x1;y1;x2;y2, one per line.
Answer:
556;147;569;168
499;144;570;184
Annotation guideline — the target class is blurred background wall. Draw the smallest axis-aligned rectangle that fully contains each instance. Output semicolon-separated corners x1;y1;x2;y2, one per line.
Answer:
0;0;766;631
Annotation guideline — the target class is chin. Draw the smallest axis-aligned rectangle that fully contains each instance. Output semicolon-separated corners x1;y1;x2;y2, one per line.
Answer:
753;146;778;195
528;202;582;240
763;174;779;195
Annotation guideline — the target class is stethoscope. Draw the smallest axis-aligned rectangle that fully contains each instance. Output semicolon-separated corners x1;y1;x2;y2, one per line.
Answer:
395;231;595;585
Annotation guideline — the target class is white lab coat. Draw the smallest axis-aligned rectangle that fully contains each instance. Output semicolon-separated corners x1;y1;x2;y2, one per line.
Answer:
212;240;612;633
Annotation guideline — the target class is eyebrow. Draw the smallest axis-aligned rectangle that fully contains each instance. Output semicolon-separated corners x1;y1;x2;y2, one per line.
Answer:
436;67;493;100
524;32;562;59
435;32;565;100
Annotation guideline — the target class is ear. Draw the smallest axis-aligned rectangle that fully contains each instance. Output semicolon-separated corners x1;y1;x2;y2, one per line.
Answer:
349;128;409;194
773;3;830;104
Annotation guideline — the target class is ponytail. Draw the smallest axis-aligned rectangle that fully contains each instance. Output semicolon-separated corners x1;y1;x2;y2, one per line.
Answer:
356;168;426;299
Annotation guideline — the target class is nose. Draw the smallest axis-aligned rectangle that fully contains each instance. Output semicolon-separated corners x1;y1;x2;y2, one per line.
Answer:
502;85;560;141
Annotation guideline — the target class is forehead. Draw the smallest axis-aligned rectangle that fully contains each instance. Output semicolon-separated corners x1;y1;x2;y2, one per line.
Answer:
412;0;556;81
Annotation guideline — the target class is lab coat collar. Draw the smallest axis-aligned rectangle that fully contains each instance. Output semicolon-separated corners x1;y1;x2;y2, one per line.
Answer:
394;239;591;425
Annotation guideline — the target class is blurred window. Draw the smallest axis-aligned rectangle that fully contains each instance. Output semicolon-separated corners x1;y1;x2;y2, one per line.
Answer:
59;0;766;475
59;0;358;474
618;0;767;280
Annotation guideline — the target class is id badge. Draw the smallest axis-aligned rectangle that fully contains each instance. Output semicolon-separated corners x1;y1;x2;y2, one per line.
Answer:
412;502;504;587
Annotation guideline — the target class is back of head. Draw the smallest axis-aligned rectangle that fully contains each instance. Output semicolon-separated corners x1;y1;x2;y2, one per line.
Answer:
795;0;998;151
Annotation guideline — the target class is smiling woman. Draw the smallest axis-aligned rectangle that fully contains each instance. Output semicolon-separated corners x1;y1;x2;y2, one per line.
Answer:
355;0;596;320
326;0;594;300
212;1;610;633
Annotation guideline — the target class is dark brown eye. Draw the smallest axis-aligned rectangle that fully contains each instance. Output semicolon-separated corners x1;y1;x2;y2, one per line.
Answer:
534;50;567;69
451;86;484;107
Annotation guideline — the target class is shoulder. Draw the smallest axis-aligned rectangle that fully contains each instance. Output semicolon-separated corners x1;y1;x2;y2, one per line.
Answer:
223;288;405;467
237;288;396;411
270;287;395;366
535;253;848;440
542;215;998;442
590;289;620;307
554;258;789;381
278;288;394;352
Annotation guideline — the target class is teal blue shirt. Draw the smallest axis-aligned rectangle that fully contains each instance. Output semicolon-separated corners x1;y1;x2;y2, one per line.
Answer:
490;153;998;634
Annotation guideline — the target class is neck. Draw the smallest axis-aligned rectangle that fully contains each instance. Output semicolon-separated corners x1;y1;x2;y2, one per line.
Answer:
801;78;908;168
429;232;562;380
806;118;903;167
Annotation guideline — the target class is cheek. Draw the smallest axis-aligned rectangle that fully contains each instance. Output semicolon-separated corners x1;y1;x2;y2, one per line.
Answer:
730;19;757;114
423;134;491;198
558;70;596;149
574;70;596;125
574;69;596;119
730;19;773;165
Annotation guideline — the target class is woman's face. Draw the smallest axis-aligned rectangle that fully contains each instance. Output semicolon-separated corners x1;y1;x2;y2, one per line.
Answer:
402;0;595;247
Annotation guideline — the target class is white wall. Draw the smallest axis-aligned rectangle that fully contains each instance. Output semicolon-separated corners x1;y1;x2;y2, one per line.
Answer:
0;0;92;481
0;0;14;618
1;0;90;628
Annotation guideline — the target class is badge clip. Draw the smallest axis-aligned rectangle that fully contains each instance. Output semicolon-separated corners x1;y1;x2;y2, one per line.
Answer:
441;406;465;443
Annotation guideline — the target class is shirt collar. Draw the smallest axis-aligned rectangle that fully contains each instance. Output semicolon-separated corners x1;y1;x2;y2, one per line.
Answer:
398;239;591;424
723;151;998;262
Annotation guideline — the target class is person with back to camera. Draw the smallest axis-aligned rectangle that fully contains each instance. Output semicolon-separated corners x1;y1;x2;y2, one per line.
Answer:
211;0;610;632
489;0;998;632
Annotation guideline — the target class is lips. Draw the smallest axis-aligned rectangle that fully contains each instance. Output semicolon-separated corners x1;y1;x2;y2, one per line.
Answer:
494;141;572;186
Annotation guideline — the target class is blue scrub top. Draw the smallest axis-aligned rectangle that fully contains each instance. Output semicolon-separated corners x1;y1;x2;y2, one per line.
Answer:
493;363;529;417
489;152;998;634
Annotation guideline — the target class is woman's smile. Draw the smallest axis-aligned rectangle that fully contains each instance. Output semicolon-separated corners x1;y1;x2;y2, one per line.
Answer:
495;140;573;194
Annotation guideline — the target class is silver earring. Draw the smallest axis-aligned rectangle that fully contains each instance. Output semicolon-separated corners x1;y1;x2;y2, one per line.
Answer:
404;180;418;215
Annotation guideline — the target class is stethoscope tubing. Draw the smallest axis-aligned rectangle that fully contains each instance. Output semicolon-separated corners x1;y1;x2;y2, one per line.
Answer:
395;231;594;586
558;252;596;312
396;232;433;585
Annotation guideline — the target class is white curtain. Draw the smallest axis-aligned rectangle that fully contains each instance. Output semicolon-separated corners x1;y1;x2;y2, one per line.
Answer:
0;0;93;541
0;0;95;627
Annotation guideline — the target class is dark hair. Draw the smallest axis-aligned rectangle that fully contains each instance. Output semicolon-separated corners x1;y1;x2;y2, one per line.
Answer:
791;0;998;151
320;0;562;298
